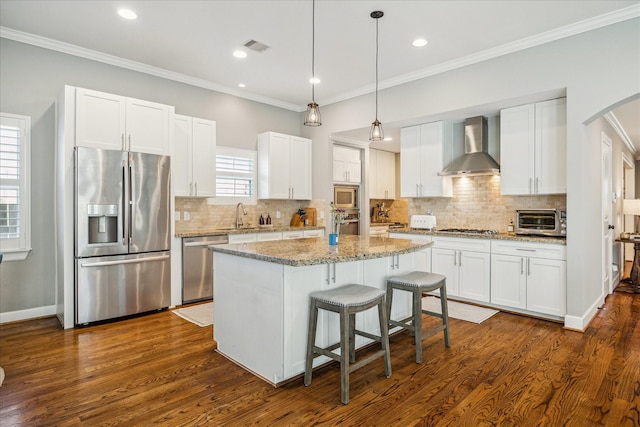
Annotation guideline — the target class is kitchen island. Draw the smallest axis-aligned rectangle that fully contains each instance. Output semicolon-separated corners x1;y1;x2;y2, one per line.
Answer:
210;235;433;385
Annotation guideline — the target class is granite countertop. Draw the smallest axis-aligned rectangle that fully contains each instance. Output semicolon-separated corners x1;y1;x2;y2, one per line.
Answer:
389;228;567;245
209;234;433;267
176;225;325;238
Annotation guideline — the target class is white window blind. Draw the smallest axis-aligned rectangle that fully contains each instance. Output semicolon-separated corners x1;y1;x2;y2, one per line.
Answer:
211;147;256;204
0;112;31;260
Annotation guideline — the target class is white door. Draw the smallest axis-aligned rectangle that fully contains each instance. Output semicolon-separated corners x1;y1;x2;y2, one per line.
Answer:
602;132;613;295
623;155;635;262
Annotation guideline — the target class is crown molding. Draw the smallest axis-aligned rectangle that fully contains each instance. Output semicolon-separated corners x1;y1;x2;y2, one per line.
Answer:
0;27;302;112
318;4;640;107
604;111;636;155
2;4;638;113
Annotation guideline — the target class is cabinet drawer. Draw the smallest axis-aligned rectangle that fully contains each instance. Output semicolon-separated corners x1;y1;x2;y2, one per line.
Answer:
491;239;566;260
432;236;490;252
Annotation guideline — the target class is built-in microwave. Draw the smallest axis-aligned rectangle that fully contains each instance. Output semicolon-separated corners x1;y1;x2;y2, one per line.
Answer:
334;185;358;209
516;209;567;237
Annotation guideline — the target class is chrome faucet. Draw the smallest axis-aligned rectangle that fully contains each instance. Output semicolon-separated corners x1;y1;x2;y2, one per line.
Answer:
236;202;247;229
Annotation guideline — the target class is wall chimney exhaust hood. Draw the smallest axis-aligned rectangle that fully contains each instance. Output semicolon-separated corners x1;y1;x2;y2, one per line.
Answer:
439;116;500;176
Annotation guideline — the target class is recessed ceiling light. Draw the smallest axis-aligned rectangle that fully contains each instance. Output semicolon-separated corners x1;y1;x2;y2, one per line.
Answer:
238;83;246;88
412;38;428;47
309;77;320;84
117;8;137;20
233;50;247;59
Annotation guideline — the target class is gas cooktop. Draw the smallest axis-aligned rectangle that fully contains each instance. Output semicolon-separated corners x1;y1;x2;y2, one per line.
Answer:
437;228;499;235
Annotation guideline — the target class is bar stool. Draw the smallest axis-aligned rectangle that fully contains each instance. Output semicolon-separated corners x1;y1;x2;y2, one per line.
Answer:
304;283;392;404
386;271;450;363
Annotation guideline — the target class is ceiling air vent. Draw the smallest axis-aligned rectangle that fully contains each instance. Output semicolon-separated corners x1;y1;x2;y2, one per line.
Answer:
244;40;270;52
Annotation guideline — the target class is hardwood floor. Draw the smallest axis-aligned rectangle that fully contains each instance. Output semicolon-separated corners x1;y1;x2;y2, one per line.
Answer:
1;293;638;426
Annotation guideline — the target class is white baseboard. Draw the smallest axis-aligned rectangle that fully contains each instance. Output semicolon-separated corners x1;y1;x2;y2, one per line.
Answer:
563;294;604;332
0;305;57;324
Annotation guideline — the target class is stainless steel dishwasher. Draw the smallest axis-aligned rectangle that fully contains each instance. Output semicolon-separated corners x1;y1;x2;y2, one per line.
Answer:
182;235;228;304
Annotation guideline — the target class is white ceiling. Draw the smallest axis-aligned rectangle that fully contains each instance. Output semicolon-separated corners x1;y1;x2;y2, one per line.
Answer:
1;0;638;151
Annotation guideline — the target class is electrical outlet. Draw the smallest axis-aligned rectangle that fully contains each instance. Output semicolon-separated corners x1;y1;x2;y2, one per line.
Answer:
319;211;324;219
276;211;281;219
184;211;190;221
175;211;181;221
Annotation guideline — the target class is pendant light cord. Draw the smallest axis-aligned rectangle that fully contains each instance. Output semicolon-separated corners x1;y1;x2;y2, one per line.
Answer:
375;16;379;120
311;0;315;101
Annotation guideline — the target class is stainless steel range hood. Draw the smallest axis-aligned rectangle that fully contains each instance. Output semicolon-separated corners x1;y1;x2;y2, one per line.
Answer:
439;116;500;176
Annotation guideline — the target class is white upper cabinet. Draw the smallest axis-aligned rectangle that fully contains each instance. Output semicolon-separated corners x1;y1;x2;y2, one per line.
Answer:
500;98;566;195
257;132;312;200
173;115;216;197
400;121;453;198
369;149;396;199
333;145;361;184
75;87;172;155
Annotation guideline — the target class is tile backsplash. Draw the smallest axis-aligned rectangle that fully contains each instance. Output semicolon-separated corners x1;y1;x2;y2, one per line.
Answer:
175;198;326;233
176;176;564;235
408;175;566;232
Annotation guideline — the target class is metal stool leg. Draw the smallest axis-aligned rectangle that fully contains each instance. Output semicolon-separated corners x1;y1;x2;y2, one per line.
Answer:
378;300;392;378
304;299;319;386
439;282;450;347
413;289;423;363
340;308;350;404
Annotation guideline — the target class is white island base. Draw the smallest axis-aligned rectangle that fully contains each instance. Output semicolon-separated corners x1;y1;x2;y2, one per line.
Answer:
213;243;425;385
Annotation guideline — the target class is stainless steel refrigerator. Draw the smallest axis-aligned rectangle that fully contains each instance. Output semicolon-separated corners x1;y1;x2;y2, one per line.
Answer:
74;147;171;325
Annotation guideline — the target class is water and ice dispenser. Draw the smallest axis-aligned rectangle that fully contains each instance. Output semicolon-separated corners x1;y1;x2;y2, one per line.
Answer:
87;204;119;244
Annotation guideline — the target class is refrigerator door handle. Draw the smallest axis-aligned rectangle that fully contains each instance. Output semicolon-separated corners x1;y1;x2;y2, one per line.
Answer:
128;156;134;245
81;254;170;268
122;159;129;245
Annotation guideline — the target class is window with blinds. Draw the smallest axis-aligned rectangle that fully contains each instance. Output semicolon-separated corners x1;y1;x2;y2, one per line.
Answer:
0;113;31;260
214;147;256;203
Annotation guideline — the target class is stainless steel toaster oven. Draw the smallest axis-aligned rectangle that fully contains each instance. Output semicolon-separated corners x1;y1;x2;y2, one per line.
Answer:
516;209;567;237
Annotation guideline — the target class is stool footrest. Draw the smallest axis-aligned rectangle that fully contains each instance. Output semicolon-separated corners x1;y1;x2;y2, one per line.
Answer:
348;350;387;374
354;329;382;343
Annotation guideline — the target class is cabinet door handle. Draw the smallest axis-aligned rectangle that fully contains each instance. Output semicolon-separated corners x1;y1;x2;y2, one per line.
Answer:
521;257;524;275
121;134;125;151
396;254;400;269
189;182;193;196
195;182;198;196
458;251;462;267
527;257;531;276
529;177;533;194
416;184;419;196
326;264;330;284
453;250;457;266
332;263;336;283
128;134;131;151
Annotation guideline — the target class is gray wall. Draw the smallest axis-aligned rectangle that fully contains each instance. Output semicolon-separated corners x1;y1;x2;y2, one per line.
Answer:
0;38;301;315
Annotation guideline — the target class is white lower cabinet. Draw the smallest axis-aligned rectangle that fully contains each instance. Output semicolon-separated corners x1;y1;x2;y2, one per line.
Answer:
431;237;491;302
284;260;363;377
228;233;258;244
390;232;432;272
490;240;566;317
363;253;414;340
256;232;282;242
282;230;304;240
229;229;324;244
303;229;325;238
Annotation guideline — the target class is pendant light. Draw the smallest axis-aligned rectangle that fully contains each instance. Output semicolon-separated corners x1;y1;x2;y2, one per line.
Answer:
369;10;384;141
304;0;322;126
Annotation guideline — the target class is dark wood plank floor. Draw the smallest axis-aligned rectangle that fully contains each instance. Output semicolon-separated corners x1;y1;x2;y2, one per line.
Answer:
1;291;638;426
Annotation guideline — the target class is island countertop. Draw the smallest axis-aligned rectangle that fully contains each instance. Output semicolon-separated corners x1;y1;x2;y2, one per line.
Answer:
209;234;433;267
